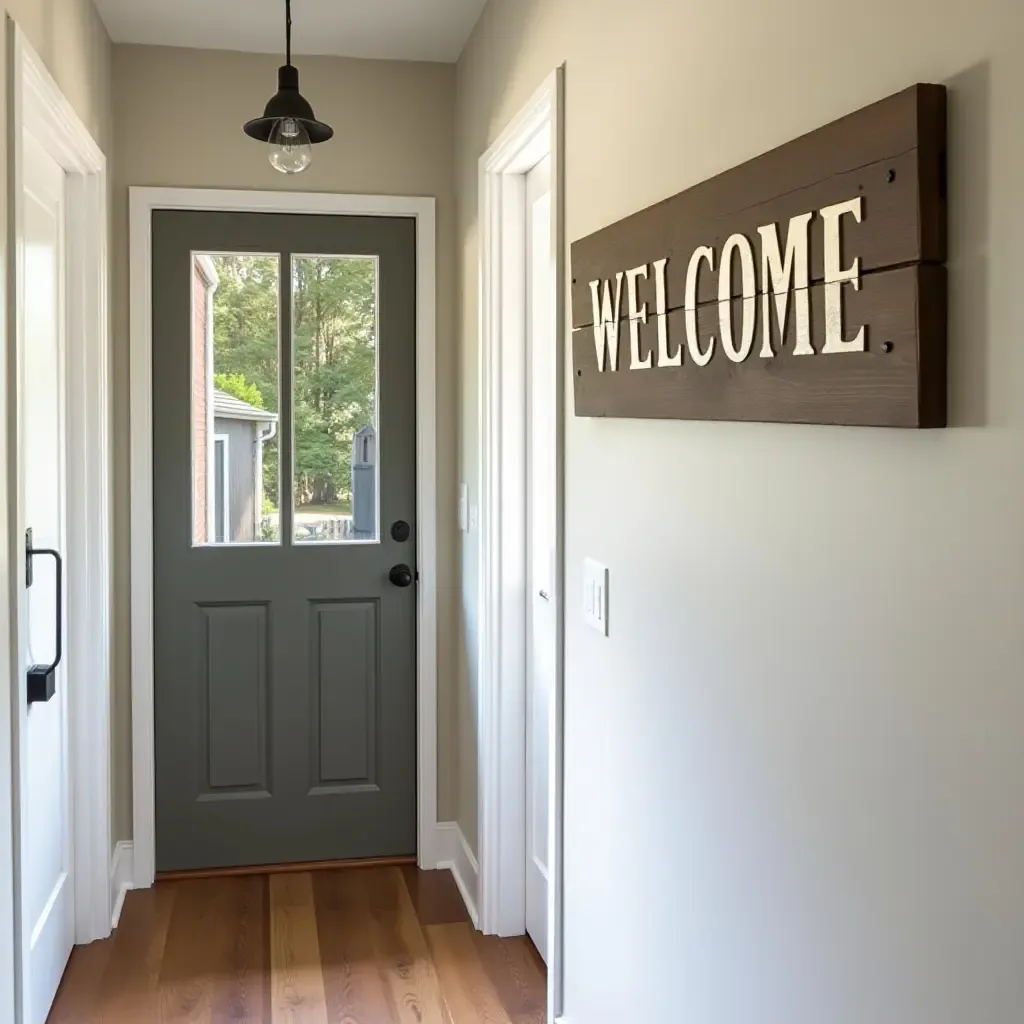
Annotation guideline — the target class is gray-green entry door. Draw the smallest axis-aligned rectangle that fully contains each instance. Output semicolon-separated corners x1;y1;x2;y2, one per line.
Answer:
152;210;417;872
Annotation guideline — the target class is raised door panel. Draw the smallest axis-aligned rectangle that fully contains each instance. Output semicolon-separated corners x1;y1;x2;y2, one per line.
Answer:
199;603;269;795
311;601;378;791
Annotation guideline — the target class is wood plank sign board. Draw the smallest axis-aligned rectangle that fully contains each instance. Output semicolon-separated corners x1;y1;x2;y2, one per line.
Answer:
571;84;948;427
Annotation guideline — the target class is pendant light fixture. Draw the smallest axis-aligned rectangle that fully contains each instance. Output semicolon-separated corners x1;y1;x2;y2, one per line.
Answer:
243;0;333;174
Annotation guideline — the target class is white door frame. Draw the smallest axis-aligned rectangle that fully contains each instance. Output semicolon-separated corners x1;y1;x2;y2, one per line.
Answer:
128;187;438;887
1;20;112;1022
477;68;566;1022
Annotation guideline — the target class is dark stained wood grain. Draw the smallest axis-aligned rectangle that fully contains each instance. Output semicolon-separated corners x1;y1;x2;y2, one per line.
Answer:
569;83;948;428
46;867;544;1024
573;149;923;324
572;265;946;428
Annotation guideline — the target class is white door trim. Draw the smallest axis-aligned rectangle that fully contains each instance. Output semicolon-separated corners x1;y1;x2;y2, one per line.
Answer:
128;186;438;887
2;20;112;1022
477;67;566;1022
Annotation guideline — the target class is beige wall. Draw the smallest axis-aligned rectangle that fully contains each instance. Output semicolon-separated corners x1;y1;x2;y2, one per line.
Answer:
110;45;458;840
5;0;111;145
456;1;1024;1021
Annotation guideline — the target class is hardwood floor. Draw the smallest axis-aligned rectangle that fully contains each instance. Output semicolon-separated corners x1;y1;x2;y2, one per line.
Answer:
48;866;546;1023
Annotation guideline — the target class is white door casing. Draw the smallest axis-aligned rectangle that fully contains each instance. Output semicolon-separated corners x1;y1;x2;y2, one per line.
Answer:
478;68;566;1023
18;128;74;1024
526;155;555;962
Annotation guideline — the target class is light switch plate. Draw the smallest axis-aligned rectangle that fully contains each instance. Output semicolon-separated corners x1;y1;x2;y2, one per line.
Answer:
583;558;609;636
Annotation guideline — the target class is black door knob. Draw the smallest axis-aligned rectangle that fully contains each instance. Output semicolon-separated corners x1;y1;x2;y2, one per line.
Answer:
389;564;414;588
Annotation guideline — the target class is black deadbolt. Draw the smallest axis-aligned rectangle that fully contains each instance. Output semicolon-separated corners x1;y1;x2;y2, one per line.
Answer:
391;520;411;543
389;564;414;588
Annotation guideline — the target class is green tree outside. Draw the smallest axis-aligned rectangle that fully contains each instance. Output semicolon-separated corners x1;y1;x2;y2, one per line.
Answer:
214;372;265;410
210;254;377;517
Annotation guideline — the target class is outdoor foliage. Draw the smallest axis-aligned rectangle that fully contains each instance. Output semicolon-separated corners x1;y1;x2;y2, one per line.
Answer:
214;372;265;410
210;254;377;511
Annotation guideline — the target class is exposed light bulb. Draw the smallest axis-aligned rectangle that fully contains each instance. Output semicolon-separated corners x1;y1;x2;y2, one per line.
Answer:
268;117;312;174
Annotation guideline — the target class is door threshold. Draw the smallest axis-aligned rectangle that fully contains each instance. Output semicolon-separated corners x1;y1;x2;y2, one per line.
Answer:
155;854;417;882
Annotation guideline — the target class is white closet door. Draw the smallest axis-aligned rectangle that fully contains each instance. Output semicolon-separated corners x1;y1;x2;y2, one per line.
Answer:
18;129;74;1024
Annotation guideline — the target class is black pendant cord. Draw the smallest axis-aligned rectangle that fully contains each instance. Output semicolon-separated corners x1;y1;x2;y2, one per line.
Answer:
285;0;292;67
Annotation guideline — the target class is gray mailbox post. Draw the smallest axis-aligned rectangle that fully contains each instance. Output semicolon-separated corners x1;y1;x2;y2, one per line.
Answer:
351;425;377;540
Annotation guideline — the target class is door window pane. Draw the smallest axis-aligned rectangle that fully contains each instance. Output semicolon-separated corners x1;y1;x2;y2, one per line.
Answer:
291;255;380;544
191;253;281;545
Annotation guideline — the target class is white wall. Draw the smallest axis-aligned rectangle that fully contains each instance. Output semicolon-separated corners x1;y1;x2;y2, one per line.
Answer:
455;2;1024;1022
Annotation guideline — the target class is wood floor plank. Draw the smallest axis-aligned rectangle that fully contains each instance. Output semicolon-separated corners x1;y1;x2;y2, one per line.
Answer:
470;934;546;1024
362;868;451;1024
158;876;263;1022
47;936;115;1023
425;924;512;1024
46;868;546;1024
89;882;177;1022
269;872;330;1023
399;866;471;927
210;875;271;1023
313;868;397;1023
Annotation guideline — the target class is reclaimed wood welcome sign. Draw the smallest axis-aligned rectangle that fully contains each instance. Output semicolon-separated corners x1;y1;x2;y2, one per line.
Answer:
571;85;948;427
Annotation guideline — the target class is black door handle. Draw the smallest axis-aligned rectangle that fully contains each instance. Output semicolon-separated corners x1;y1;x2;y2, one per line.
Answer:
26;534;63;704
389;564;414;588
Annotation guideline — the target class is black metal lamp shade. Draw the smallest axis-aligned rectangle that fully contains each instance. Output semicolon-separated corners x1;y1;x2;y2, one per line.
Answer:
243;64;334;145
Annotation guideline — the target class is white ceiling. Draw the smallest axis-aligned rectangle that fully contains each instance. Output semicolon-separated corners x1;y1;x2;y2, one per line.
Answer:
94;0;489;63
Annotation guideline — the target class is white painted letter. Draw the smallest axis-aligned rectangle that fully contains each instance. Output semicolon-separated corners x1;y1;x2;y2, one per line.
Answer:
757;212;813;358
820;197;866;354
589;273;625;371
652;258;679;366
718;233;757;363
625;264;652;369
685;246;715;367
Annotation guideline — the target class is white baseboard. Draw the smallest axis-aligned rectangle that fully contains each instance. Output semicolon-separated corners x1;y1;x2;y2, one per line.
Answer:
109;840;134;929
434;821;479;927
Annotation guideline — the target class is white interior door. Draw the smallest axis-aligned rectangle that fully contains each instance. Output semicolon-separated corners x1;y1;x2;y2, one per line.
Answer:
16;128;74;1024
525;155;555;962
